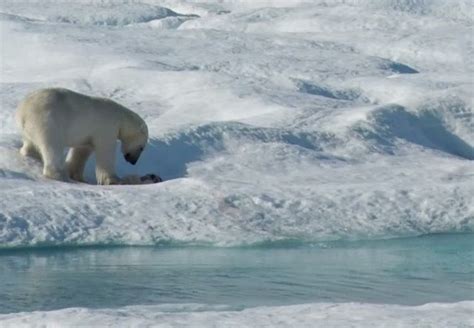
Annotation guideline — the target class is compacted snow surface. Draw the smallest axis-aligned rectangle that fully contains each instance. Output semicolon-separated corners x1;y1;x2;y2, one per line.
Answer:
0;0;473;326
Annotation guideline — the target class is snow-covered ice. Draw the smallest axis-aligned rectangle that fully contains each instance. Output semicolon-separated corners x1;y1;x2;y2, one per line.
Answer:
1;0;472;248
1;301;473;328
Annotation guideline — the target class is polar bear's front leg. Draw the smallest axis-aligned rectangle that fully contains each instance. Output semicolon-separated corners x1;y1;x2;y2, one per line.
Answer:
94;140;120;185
67;147;92;182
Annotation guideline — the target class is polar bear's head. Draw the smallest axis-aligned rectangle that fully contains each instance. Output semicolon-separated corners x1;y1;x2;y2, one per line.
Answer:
119;113;149;165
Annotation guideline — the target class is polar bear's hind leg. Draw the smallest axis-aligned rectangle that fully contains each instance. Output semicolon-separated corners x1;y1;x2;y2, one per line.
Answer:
20;139;41;160
67;147;92;182
38;137;68;181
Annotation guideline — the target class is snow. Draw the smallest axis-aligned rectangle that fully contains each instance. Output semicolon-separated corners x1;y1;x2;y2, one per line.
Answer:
0;0;473;248
1;301;473;328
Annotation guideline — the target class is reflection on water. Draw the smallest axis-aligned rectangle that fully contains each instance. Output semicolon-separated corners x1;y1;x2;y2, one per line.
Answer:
0;234;473;314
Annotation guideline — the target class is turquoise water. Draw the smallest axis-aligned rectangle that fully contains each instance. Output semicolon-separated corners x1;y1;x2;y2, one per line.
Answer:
0;234;473;314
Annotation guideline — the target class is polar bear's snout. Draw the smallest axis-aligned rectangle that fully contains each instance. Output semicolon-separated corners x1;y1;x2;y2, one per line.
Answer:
123;144;144;165
124;152;139;165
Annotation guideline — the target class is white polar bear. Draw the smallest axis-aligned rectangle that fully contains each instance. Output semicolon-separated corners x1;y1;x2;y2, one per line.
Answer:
16;88;148;185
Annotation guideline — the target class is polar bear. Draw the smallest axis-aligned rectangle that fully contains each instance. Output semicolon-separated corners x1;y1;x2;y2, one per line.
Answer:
16;88;148;185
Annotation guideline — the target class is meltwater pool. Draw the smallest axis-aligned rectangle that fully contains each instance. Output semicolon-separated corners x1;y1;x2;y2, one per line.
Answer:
0;233;472;314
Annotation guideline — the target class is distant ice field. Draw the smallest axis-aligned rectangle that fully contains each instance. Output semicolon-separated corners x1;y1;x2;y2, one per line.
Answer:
0;1;473;249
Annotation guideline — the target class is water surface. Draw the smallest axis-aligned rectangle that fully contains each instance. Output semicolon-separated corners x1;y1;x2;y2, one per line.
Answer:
1;233;473;314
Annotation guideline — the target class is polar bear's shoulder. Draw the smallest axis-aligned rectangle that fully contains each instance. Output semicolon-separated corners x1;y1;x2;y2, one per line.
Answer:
22;88;92;108
28;87;78;98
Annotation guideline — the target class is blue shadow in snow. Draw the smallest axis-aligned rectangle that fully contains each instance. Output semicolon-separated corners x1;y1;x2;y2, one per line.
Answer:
84;121;333;182
357;104;474;160
388;62;419;74
295;80;362;101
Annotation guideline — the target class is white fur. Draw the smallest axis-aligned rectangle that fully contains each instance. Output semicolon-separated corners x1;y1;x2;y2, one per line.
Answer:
16;88;148;185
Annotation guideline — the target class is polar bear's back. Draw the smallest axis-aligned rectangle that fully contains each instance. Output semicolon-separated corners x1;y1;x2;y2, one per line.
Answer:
17;88;124;146
18;88;88;123
18;88;104;117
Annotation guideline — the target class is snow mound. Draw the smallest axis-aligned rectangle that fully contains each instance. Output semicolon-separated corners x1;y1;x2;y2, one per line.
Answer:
360;0;474;22
0;2;198;26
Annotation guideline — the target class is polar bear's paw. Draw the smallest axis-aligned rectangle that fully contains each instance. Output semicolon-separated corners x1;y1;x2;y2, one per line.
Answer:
43;165;69;182
96;173;120;185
